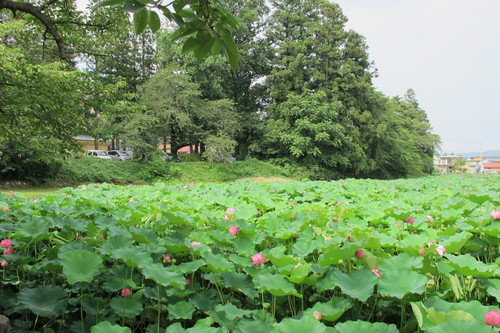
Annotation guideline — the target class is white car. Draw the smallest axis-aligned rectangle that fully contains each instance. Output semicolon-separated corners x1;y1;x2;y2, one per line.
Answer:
107;150;132;161
85;150;112;160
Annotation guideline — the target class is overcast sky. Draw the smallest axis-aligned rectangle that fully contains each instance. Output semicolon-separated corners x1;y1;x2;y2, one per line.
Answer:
335;0;500;154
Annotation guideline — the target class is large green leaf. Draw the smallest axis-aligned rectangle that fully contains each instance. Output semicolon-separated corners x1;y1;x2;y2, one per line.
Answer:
141;262;186;288
91;321;132;333
446;254;499;277
110;296;143;318
60;250;103;284
253;273;301;297
378;269;427;299
317;268;377;301
311;297;353;322
18;285;68;317
111;247;153;268
167;301;195;320
272;315;327;333
334;320;398;333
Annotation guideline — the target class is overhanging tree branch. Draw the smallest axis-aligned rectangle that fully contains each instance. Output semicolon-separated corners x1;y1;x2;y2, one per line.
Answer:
0;0;67;60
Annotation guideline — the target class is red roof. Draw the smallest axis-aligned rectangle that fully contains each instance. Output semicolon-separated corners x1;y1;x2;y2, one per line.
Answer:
177;145;193;153
484;163;500;168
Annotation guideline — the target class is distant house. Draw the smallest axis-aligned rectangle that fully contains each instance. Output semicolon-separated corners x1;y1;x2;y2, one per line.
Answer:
481;159;500;174
433;155;464;173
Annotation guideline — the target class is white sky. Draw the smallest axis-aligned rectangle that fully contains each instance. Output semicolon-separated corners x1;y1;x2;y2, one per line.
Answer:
335;0;500;154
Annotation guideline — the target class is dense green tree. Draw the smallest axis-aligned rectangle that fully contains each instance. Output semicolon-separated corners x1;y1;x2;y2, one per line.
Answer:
125;67;238;160
0;21;95;182
157;0;270;159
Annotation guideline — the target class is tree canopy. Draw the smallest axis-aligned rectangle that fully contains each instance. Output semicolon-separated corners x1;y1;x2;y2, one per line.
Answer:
0;0;441;182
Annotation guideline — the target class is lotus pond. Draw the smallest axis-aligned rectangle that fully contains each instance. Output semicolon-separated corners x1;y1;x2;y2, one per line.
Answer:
0;174;499;332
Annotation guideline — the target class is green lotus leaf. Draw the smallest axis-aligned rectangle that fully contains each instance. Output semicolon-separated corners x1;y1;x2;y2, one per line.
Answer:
317;268;376;302
486;279;500;300
141;262;186;288
213;303;254;320
90;321;132;333
167;301;196;320
440;231;472;253
99;235;134;256
425;318;492;333
111;247;153;268
60;250;103;284
378;269;427;299
253;273;301;297
272;315;327;333
311;296;353;322
379;252;423;271
176;259;206;273
317;242;360;266
234;318;274;333
110;296;143;318
18;285;68;317
221;272;257;298
16;218;51;241
446;254;498;277
204;253;235;273
230;238;256;256
334;320;398;333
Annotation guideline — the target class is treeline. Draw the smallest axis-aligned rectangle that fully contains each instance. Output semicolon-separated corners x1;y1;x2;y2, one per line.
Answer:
0;0;440;182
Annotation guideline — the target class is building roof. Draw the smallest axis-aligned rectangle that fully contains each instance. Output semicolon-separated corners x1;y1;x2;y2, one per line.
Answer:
483;163;500;169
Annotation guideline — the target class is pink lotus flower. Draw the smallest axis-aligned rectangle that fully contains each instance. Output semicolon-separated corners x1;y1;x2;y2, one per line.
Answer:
491;211;500;219
404;216;415;225
81;187;87;191
251;252;267;266
0;239;12;248
121;288;131;297
484;310;500;328
2;206;9;212
336;202;341;206
163;254;172;263
371;269;381;279
396;222;402;228
419;247;426;255
338;183;343;187
436;245;446;257
224;215;230;222
355;250;366;259
226;207;236;215
313;311;322;320
228;226;240;236
332;217;338;222
185;278;191;286
257;210;262;215
1;260;7;267
3;247;13;255
64;193;68;196
426;215;434;222
33;199;38;203
129;198;134;203
7;191;13;196
191;241;201;247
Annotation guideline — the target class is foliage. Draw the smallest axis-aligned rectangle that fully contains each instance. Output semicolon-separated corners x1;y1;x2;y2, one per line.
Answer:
0;174;499;332
202;135;237;163
0;21;95;183
54;157;178;184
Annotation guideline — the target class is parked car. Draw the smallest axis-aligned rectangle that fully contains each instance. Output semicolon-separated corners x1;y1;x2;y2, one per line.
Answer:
107;150;132;161
85;150;112;160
